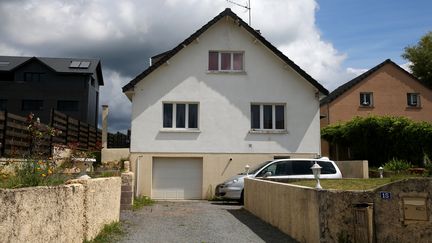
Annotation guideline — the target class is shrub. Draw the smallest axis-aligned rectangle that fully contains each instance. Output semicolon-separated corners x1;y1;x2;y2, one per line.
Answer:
383;158;412;172
322;116;432;167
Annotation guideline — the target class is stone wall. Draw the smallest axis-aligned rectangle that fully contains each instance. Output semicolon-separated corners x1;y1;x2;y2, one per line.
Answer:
0;177;121;243
320;178;432;242
245;178;432;243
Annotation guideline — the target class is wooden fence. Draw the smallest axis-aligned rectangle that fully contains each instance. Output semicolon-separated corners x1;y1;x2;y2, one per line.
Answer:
0;110;102;157
50;110;102;151
108;131;130;148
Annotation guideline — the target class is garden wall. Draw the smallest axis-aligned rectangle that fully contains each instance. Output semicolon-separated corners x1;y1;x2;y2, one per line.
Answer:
245;178;432;242
0;177;121;243
244;179;320;242
335;160;369;178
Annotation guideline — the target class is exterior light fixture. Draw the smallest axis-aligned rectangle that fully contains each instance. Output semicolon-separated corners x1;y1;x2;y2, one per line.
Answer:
310;162;322;190
245;164;250;175
378;166;384;178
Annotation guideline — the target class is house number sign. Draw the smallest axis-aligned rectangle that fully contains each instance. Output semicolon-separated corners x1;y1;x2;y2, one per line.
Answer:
380;191;391;200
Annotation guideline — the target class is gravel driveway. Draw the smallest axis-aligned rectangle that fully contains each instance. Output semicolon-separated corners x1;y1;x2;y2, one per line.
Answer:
119;200;298;243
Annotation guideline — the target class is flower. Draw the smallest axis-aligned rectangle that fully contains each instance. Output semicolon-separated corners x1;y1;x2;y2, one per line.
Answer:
41;173;46;177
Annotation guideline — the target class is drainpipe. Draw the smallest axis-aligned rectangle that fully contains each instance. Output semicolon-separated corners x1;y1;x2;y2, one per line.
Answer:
135;155;143;197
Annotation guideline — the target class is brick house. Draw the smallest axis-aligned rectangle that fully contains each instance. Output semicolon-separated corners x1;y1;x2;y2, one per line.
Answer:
320;59;432;158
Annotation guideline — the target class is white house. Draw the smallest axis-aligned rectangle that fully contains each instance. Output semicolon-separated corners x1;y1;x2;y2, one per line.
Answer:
122;8;328;200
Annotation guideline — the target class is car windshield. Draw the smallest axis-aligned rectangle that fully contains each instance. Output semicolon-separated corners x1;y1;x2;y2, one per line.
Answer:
239;161;272;175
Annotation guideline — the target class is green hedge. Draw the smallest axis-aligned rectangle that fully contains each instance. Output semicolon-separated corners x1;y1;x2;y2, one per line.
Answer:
321;116;432;167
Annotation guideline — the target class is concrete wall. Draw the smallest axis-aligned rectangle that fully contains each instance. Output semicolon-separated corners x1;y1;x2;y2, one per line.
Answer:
130;16;322;155
245;178;432;243
0;177;121;243
101;148;130;163
244;178;320;242
71;178;121;240
335;160;369;178
130;152;315;199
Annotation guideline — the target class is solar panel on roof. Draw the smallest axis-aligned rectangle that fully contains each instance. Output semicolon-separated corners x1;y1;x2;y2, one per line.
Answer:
70;61;81;68
79;61;91;68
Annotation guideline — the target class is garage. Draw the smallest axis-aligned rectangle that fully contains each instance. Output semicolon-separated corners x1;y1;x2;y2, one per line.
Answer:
152;157;203;199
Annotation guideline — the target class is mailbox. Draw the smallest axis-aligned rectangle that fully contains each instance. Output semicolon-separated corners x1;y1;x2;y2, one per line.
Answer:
403;197;428;221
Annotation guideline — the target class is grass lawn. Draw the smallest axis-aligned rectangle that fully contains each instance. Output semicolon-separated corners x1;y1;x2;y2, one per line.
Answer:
289;176;425;191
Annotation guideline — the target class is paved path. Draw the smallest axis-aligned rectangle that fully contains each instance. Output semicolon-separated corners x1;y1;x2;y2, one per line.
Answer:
119;200;298;243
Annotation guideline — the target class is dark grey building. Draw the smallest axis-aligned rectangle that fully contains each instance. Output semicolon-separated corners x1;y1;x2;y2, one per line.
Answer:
0;56;104;127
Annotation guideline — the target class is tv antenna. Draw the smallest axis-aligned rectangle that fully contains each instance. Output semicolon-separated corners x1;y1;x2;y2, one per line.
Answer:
226;0;251;26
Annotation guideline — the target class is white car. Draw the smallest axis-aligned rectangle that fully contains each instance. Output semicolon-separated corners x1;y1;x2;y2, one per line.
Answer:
215;157;342;203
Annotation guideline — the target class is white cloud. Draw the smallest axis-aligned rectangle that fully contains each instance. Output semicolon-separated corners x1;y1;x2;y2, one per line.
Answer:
400;62;412;72
346;67;368;76
0;0;366;129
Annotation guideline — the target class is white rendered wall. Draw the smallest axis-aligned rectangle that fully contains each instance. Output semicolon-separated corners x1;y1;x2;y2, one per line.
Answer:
130;18;321;154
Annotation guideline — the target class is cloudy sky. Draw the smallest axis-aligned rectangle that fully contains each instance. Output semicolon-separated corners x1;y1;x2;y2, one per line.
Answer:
0;0;431;132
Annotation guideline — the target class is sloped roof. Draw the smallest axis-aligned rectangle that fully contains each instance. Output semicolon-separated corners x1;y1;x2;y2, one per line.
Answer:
0;55;104;85
122;8;328;95
320;59;427;105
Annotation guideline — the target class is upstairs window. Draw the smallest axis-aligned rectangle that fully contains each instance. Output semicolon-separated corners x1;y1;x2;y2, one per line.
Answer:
407;93;420;107
57;100;79;112
24;72;44;82
208;51;244;72
251;103;285;130
163;102;199;129
22;100;43;111
360;92;373;107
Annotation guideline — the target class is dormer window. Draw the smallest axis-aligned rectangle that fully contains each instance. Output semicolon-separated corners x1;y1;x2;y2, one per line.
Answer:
208;51;244;72
407;93;420;107
360;92;373;107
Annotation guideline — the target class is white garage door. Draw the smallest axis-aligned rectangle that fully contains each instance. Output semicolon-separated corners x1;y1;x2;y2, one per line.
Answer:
152;158;203;200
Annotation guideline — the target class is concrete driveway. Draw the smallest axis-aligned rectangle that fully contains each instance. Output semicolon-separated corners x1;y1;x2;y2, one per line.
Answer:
119;200;297;243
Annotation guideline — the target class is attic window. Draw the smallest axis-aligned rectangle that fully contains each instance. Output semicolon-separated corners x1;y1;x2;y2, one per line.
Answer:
70;61;91;69
360;92;373;107
208;51;244;72
407;93;420;107
0;61;10;66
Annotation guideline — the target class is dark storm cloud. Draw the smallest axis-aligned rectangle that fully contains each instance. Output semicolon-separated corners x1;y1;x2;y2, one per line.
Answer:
0;0;350;132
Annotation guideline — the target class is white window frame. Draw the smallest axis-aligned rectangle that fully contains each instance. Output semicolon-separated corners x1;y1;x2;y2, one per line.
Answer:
360;92;373;107
250;103;286;133
208;51;244;72
407;93;420;107
162;102;200;131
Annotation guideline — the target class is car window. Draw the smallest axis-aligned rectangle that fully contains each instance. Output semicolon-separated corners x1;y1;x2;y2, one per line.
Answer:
275;161;292;175
316;161;337;174
292;161;313;175
246;161;272;175
256;163;277;177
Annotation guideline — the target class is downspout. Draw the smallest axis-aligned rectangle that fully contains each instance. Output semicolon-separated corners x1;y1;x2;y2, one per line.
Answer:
135;155;143;197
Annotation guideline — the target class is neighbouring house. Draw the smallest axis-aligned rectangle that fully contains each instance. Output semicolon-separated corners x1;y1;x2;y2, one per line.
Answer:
122;8;329;200
0;56;104;127
320;59;432;159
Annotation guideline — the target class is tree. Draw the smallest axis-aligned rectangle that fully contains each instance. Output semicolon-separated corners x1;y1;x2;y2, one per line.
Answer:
402;31;432;86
